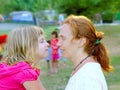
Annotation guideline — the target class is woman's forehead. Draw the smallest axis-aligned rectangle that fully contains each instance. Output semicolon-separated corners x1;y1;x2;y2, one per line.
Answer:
59;24;73;36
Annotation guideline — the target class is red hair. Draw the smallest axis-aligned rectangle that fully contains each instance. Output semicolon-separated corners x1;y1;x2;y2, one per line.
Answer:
64;15;113;72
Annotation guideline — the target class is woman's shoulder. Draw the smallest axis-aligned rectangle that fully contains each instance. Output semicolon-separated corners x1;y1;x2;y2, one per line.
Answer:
67;63;107;90
84;62;100;69
73;63;102;78
70;63;104;83
81;62;102;74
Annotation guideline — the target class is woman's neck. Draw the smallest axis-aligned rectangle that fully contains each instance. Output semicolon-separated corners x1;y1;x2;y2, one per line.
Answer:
71;55;95;77
71;52;89;68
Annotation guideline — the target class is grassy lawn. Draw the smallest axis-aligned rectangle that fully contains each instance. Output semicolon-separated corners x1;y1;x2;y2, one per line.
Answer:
0;24;120;90
107;56;120;90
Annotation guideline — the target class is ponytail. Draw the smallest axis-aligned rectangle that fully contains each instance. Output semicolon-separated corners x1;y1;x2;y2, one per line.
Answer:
93;43;113;72
94;32;113;72
85;31;113;73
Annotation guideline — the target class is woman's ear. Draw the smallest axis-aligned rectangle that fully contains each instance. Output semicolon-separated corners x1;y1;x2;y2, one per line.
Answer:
78;37;87;48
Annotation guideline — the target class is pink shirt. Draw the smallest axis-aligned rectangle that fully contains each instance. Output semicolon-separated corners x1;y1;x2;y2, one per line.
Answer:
0;61;40;90
51;38;59;54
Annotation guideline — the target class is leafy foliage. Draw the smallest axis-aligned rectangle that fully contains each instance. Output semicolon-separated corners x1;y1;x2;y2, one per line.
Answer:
0;0;120;20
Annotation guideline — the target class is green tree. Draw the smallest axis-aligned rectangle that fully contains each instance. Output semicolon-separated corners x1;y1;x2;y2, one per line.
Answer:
0;0;120;19
54;0;117;17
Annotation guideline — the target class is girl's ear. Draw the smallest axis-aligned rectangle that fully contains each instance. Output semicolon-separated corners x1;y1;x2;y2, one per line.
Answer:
78;37;87;48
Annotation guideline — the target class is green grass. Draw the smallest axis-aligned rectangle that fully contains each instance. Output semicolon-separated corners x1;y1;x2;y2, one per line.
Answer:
106;56;120;90
0;24;120;90
96;25;120;37
40;60;73;90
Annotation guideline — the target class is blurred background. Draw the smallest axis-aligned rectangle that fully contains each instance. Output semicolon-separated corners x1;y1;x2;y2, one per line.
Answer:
0;0;120;90
0;0;120;25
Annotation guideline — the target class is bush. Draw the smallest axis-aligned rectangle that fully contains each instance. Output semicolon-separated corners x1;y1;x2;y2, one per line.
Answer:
102;11;114;23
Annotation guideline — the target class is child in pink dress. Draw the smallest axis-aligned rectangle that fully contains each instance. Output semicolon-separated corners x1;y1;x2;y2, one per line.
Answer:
0;26;48;90
51;31;60;74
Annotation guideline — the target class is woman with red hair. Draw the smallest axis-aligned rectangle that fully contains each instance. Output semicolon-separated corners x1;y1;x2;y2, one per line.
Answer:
58;15;113;90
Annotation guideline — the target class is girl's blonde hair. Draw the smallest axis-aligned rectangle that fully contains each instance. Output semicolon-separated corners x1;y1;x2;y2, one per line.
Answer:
64;15;113;72
6;26;44;67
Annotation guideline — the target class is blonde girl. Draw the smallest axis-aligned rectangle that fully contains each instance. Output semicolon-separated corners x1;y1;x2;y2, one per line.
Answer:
0;26;48;90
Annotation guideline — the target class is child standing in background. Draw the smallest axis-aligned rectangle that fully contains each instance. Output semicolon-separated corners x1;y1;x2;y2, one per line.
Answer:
45;40;52;75
51;31;59;74
0;26;48;90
